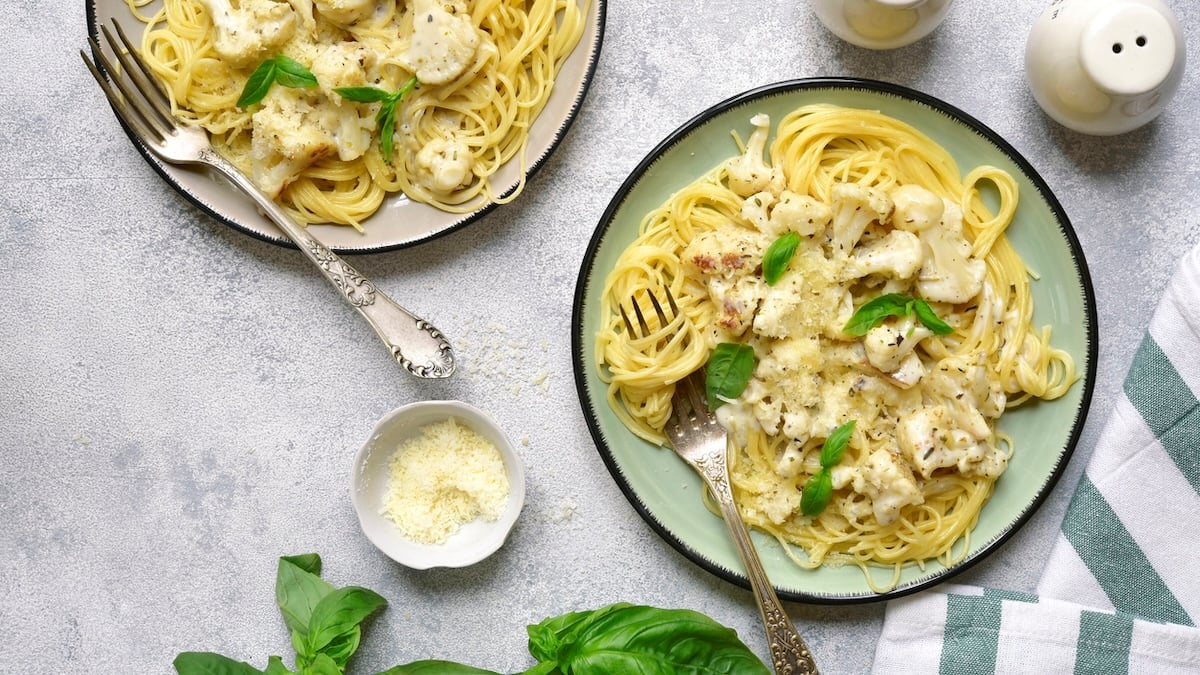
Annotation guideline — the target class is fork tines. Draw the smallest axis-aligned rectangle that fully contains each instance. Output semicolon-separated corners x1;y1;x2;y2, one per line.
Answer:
81;20;174;145
671;369;712;423
620;286;679;340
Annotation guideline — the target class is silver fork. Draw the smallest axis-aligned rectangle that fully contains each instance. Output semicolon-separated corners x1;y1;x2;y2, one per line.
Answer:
81;20;454;379
624;288;819;675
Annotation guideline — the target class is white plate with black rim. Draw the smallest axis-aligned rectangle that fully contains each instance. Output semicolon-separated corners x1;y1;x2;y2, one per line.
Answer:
85;0;606;253
571;77;1098;604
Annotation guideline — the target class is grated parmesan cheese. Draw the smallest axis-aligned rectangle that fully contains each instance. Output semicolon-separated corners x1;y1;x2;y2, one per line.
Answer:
381;418;510;544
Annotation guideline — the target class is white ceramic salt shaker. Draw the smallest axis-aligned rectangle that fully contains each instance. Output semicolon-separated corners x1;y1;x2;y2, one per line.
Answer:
1025;0;1185;135
812;0;955;50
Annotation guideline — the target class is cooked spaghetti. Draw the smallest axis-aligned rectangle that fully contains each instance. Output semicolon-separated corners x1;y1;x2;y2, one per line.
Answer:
595;105;1076;590
122;0;585;229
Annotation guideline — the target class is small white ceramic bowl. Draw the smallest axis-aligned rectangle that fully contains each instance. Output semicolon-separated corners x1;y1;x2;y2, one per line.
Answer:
351;400;525;569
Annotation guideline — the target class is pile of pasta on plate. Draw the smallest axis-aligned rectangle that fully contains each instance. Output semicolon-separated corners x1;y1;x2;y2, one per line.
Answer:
597;105;1077;591
124;0;585;228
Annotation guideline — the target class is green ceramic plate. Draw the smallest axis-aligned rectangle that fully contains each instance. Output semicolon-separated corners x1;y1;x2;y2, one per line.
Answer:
571;78;1098;604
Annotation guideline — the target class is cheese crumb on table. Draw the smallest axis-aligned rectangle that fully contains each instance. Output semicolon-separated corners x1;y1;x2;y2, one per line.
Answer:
381;418;510;545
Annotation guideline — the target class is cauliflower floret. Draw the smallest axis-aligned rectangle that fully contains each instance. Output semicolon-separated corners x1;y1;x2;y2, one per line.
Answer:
741;191;776;231
744;336;824;438
758;337;822;388
753;244;842;340
829;183;894;255
926;354;1007;419
775;441;807;479
916;200;986;304
725;114;784;198
890;184;943;233
198;0;297;68
765;191;832;238
743;379;784;437
287;0;316;36
753;272;804;339
415;135;473;192
708;277;766;335
863;314;932;374
400;0;480;85
714;398;760;449
250;88;337;197
760;486;802;525
897;405;1005;479
780;408;814;442
890;353;926;389
829;289;856;336
681;228;765;280
850;448;923;525
313;0;375;25
830;464;857;489
846;229;923;280
310;43;377;160
681;227;768;334
311;42;371;94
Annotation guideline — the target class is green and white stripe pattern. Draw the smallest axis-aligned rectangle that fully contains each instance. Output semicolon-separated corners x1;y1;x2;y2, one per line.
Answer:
874;247;1200;674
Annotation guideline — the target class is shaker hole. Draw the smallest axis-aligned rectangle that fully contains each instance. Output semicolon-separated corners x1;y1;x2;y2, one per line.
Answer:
1112;43;1123;54
1136;36;1147;47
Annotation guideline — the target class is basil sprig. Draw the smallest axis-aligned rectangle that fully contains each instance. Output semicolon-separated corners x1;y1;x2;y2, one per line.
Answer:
704;342;757;409
237;55;319;107
517;603;769;675
799;470;833;519
335;76;419;163
173;554;770;674
762;231;801;285
800;419;856;517
174;554;386;675
842;292;954;337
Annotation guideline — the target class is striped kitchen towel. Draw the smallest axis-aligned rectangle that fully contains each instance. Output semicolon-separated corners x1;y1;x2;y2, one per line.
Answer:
873;243;1200;674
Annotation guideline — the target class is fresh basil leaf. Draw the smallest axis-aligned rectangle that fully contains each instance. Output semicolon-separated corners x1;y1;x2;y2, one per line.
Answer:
818;419;856;468
237;55;316;107
375;662;502;675
272;55;317;88
318;626;360;668
912;298;954;335
281;553;323;577
333;86;393;103
842;293;910;336
762;231;801;285
534;603;769;674
290;630;307;663
264;656;293;675
276;556;335;636
237;59;278;108
302;653;341;675
305;586;387;655
173;651;265;675
705;343;756;408
398;75;420;97
377;102;397;163
526;608;596;662
337;76;419;163
800;468;834;517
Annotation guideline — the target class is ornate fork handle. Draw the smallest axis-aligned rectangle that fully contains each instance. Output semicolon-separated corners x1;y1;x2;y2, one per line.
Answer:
204;150;455;378
687;449;819;675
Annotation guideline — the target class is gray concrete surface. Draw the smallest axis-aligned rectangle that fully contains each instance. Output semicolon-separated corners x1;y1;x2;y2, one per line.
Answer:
2;1;1198;673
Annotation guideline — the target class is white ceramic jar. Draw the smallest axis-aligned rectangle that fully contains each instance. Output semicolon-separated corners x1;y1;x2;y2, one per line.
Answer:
1025;0;1185;135
812;0;955;50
